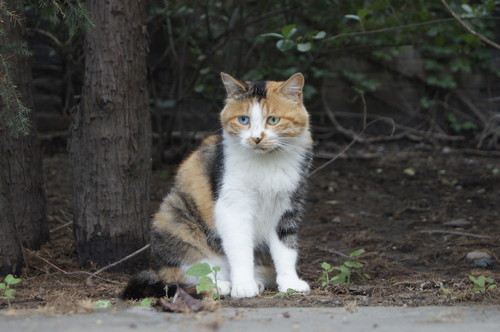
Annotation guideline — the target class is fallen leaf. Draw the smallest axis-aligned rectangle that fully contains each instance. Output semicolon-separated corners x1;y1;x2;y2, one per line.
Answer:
403;168;416;176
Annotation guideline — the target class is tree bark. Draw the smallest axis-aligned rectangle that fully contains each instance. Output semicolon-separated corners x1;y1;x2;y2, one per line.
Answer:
69;0;151;270
0;0;49;275
0;168;24;276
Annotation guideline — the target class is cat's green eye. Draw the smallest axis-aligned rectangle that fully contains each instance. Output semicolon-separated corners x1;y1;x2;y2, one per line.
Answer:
267;116;280;125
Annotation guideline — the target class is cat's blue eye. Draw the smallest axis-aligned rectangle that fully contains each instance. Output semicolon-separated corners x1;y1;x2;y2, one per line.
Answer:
238;116;250;125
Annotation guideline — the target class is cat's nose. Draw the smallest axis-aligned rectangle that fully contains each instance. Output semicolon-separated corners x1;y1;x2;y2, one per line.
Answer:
252;136;262;144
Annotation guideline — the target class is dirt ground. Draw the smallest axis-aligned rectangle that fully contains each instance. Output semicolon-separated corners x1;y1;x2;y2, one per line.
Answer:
3;141;499;312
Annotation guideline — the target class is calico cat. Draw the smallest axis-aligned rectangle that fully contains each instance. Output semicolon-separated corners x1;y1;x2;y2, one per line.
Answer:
122;72;313;299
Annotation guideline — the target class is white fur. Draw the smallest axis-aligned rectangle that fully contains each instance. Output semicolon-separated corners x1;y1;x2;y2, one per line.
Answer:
215;108;311;298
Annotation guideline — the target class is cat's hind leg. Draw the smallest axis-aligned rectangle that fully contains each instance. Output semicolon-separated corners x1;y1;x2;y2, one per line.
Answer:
254;264;276;292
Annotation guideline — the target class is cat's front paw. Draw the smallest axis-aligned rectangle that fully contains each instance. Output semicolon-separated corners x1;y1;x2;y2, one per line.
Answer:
217;280;232;296
277;278;310;293
231;280;261;298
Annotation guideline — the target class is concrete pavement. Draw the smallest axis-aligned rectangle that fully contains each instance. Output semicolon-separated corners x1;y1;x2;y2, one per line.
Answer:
1;306;499;332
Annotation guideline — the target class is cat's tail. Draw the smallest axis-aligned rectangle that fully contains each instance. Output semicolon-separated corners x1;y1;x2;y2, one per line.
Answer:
121;270;177;300
121;270;200;300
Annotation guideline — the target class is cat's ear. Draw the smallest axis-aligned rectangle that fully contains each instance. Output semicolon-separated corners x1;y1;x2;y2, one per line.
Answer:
221;72;247;98
279;73;304;100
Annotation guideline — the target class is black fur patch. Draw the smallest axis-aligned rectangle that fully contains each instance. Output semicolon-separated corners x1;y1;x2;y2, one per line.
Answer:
150;228;192;268
275;147;313;247
248;81;267;100
232;80;268;100
208;136;224;201
121;270;175;299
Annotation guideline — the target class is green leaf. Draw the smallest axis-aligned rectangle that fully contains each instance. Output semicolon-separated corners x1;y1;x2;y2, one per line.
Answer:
196;276;216;294
4;289;15;299
212;266;221;273
331;273;349;284
344;261;364;269
297;42;312;52
461;4;473;13
313;31;326;39
321;262;332;270
260;32;284;39
349;249;365;258
185;263;212;277
484;277;495;284
420;97;435;109
276;39;295;52
357;8;370;20
4;274;21;286
0;283;6;290
94;299;112;309
281;24;297;39
137;297;153;307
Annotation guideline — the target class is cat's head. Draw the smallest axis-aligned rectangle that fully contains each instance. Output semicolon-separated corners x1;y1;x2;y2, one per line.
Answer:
220;72;311;153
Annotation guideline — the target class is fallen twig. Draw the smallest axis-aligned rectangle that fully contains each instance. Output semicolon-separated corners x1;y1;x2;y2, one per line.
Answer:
26;250;121;284
86;244;151;282
49;221;73;233
420;230;492;239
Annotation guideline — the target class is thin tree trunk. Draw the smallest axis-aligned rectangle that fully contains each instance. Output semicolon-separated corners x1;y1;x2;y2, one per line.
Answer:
69;0;151;270
0;0;48;275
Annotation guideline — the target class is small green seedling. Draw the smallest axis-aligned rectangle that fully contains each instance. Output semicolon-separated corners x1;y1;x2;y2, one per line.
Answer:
0;274;21;309
268;288;298;299
468;275;497;292
185;263;221;300
318;249;367;286
136;297;153;307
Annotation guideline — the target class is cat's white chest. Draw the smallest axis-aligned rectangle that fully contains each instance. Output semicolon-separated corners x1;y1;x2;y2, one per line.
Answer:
218;147;304;244
225;148;302;197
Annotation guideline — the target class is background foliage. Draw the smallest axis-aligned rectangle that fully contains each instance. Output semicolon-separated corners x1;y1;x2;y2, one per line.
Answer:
2;0;499;151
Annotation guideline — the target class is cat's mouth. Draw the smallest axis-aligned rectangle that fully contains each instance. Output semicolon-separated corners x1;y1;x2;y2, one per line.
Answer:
250;142;279;153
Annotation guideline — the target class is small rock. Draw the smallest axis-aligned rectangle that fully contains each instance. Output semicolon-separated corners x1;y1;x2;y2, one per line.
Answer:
474;258;495;268
331;216;341;223
442;147;452;153
443;219;471;227
466;251;491;261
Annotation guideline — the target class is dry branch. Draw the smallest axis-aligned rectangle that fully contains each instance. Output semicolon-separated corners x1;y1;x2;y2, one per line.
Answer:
26;250;121;284
441;0;500;50
420;230;492;239
86;244;151;282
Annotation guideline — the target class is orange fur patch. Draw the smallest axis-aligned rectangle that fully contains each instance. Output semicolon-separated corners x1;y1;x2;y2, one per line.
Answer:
176;150;215;229
158;266;186;284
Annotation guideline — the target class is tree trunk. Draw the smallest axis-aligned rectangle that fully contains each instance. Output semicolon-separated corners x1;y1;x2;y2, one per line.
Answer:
0;0;49;275
69;0;151;270
0;170;24;276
